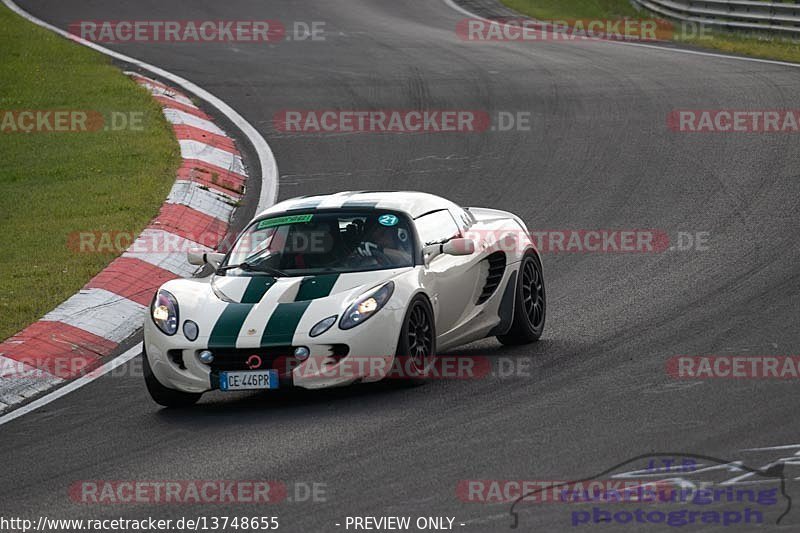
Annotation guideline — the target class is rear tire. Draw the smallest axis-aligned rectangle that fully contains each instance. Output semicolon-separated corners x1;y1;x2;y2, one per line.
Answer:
394;295;436;385
143;348;202;407
497;252;545;345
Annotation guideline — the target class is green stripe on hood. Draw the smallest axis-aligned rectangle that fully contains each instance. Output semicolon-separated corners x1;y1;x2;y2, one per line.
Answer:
241;276;277;304
261;301;311;346
210;274;338;349
208;304;254;349
295;274;340;301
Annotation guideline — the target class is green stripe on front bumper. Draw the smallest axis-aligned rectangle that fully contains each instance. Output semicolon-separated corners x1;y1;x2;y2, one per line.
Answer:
261;301;311;346
208;304;254;348
295;273;339;301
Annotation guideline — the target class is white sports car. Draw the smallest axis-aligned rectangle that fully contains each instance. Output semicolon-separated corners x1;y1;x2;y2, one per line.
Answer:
143;191;545;406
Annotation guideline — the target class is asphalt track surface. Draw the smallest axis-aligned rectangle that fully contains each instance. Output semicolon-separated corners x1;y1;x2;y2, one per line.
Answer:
3;1;800;531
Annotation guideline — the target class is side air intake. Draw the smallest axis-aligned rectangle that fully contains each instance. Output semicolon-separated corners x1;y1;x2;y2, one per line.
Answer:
477;251;506;305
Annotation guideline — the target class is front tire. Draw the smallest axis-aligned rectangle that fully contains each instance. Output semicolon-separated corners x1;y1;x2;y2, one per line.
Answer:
497;252;546;345
143;348;202;407
395;295;436;384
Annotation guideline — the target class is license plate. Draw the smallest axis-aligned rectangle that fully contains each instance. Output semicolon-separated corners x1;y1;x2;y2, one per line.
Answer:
219;370;279;391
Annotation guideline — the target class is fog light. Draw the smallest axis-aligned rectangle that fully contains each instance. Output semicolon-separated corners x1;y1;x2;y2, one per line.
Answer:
294;346;310;361
183;320;199;341
198;350;214;364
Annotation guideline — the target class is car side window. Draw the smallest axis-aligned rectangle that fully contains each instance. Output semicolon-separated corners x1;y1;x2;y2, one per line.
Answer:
415;210;460;245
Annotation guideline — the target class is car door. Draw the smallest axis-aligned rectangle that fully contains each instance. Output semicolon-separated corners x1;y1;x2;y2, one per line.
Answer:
415;210;483;338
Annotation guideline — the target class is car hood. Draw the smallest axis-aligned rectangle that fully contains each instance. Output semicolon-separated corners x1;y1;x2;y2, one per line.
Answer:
158;268;412;347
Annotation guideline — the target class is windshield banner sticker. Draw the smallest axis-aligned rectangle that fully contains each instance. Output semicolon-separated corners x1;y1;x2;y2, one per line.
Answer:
257;214;314;230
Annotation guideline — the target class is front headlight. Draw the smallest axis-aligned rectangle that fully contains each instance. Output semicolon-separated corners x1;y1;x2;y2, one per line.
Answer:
339;282;394;330
151;290;179;336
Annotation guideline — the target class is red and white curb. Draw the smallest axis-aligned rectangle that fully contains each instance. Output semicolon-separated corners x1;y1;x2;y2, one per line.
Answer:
0;74;249;412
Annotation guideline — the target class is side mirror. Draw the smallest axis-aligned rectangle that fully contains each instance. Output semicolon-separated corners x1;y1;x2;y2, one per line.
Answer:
442;238;475;256
187;250;205;266
187;250;226;270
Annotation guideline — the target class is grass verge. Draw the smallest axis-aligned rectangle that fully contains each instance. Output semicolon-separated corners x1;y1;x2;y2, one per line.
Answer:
502;0;800;63
0;4;181;341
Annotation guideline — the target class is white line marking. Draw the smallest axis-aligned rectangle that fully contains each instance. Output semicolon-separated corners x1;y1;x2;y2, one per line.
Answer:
1;0;279;211
441;0;800;69
0;344;142;428
742;444;800;452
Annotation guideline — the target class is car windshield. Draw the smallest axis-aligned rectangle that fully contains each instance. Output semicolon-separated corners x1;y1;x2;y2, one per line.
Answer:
223;211;415;276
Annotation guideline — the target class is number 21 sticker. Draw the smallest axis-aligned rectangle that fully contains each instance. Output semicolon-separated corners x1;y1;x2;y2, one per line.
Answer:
379;214;398;226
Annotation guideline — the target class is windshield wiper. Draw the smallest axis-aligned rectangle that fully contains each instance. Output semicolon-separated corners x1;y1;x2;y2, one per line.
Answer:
217;262;287;277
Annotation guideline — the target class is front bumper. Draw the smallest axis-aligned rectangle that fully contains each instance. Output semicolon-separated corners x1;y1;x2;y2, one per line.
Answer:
143;303;405;393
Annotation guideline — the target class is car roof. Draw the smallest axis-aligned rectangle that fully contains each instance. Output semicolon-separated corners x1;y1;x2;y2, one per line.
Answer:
256;191;460;219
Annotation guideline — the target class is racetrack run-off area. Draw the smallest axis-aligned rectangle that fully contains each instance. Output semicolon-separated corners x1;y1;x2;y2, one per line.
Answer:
1;0;799;532
0;70;250;412
0;3;180;342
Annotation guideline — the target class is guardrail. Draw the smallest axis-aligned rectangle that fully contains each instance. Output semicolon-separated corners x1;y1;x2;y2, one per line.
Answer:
631;0;800;36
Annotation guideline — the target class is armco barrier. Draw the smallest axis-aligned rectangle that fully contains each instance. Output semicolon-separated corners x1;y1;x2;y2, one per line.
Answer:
632;0;800;36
